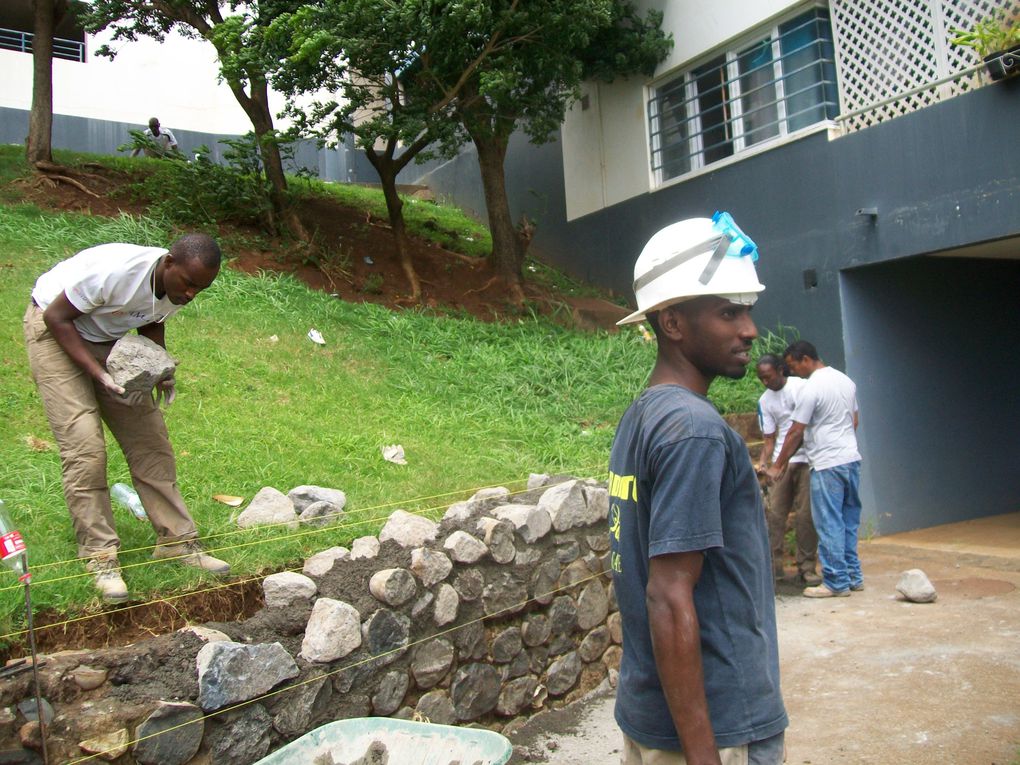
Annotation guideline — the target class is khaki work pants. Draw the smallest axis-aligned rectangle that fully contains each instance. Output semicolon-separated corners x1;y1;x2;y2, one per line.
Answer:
766;462;817;577
24;303;198;558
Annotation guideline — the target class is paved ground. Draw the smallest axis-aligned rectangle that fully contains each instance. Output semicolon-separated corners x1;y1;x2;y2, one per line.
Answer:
508;512;1020;765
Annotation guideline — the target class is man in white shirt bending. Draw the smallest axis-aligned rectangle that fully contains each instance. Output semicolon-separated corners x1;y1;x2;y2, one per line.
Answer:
755;354;820;586
131;117;180;158
766;340;862;598
25;234;229;603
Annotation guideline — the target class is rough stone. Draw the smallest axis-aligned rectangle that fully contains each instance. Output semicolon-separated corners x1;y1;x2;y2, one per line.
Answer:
71;665;108;691
529;558;561;606
581;483;610;523
287;485;347;513
527;473;551;490
410;547;453;587
412;639;456;690
17;722;39;752
17;698;52;725
529;646;550;675
546;651;582;696
363;609;411;657
263;571;317;608
607;611;623;644
467;487;511;513
492;504;552;544
555;539;581;564
549;595;578;634
896;569;938;603
197;641;299;711
559;559;593;590
442;501;473;524
411;591;434;621
179;625;231;643
106;335;175;392
133;702;204;765
351;536;381;560
603;645;623;672
434;583;460;626
272;673;331;738
496;676;539;717
522;614;552;648
207;704;272;765
298;500;344;527
372;671;410;716
237;487;298;530
476;518;517;564
379;509;439;548
482;571;528;616
455;620;486;660
414;691;456;725
579;626;611;663
443;530;488;563
548;633;575;657
303;546;350;577
514;547;542;566
504;650;531;681
586;533;611;553
451;663;501;721
78;728;129;761
368;568;417;607
538;480;601;532
300;599;362;663
491;627;523;663
452;569;484;601
576;581;610;630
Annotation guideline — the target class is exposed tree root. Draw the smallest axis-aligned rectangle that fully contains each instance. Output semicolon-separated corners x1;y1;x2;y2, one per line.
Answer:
465;275;501;295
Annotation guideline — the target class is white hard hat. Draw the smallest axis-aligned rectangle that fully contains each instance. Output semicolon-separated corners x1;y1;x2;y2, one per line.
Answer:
617;212;765;326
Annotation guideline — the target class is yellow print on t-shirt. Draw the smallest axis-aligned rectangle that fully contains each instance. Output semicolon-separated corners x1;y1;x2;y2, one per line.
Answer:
608;470;635;574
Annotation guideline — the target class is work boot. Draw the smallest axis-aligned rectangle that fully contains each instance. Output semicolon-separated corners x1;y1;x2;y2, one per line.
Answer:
85;554;129;604
153;540;230;575
850;581;865;591
799;571;823;586
803;584;850;598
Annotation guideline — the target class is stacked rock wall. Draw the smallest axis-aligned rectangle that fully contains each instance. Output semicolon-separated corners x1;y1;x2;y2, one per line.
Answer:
0;475;618;764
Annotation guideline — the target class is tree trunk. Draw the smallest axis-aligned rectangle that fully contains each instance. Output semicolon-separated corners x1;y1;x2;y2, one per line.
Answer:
472;132;526;304
26;0;57;165
371;156;422;302
229;77;309;241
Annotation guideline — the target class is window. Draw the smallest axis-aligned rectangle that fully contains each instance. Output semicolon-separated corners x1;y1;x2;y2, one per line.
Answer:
649;6;838;183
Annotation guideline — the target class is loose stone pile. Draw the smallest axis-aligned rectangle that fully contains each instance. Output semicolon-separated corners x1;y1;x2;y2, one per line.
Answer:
0;475;619;765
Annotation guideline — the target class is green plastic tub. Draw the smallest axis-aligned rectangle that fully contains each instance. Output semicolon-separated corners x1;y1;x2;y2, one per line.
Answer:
254;717;513;765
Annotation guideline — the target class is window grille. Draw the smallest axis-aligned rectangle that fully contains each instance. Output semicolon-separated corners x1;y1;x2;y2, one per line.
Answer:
0;26;86;63
830;0;1011;133
649;6;838;183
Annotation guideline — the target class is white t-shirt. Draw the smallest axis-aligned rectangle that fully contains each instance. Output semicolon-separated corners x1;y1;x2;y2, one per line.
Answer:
144;127;177;150
792;366;861;470
758;376;808;464
32;243;181;342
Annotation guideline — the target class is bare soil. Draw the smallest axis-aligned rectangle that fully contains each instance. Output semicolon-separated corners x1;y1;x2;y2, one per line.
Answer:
8;163;630;328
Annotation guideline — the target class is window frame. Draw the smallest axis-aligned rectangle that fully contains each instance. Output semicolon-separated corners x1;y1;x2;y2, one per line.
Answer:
646;3;838;189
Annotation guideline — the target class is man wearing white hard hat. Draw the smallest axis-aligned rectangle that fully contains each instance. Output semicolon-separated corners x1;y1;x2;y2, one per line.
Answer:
609;213;787;764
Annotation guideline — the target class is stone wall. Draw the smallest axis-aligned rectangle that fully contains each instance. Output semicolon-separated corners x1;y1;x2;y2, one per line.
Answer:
0;475;618;764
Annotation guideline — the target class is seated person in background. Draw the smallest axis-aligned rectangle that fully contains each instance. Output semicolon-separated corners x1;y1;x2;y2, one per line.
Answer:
131;117;180;158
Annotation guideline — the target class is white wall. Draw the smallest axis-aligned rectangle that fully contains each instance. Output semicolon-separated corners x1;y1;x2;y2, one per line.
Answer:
561;0;805;220
0;28;293;136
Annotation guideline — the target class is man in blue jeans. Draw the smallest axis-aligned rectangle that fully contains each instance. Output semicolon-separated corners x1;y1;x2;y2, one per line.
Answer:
766;340;862;598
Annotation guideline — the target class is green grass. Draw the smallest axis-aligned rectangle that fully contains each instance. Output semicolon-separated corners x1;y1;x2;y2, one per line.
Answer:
0;149;790;644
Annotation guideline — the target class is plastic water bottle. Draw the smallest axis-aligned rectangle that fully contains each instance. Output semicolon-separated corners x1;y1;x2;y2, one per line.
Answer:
111;483;148;521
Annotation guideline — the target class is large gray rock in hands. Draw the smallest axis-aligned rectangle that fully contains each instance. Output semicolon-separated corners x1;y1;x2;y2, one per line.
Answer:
106;335;176;392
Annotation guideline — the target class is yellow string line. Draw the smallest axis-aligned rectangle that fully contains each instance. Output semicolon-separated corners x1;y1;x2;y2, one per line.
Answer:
4;467;607;582
0;468;608;594
67;566;615;764
0;470;611;639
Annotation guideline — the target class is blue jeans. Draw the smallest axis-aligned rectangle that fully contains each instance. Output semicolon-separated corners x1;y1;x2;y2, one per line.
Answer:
809;461;862;592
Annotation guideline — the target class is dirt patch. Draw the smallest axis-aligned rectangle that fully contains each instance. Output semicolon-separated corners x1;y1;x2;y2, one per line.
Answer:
5;163;628;330
929;576;1017;598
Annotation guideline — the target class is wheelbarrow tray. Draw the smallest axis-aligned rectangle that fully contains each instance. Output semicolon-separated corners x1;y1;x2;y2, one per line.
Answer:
254;716;513;765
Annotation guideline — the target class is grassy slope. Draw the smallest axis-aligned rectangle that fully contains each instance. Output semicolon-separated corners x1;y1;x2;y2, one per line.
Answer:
0;146;785;638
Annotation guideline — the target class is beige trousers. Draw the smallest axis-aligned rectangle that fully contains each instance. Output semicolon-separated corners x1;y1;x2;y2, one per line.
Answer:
24;303;198;557
621;735;749;765
766;462;817;577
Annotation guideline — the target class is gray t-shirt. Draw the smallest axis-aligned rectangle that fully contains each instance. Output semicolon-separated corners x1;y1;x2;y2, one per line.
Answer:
792;366;861;470
609;385;787;751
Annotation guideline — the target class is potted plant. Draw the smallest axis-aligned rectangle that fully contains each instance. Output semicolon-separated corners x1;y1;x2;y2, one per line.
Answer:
951;9;1020;81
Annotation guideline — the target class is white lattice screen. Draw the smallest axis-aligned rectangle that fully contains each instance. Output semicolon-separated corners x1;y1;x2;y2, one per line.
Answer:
831;0;1013;132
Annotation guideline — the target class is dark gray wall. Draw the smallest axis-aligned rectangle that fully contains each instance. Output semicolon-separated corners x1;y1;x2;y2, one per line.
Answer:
409;79;1020;372
842;256;1020;534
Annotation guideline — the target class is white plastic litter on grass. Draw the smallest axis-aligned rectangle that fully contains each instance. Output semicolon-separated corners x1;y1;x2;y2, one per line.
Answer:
308;329;326;345
381;445;407;465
